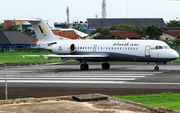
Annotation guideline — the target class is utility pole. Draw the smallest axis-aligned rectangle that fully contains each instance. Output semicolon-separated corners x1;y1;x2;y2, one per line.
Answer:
0;63;7;100
66;6;69;24
102;0;107;18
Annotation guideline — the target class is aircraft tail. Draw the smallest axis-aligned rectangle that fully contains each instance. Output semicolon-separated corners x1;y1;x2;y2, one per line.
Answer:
15;18;58;42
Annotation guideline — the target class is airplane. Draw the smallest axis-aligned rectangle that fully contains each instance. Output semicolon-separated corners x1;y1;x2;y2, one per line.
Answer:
19;18;179;71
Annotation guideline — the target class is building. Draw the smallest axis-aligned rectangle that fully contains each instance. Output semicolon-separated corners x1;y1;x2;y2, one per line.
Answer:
161;27;180;42
30;29;87;46
52;29;84;39
0;31;35;51
110;28;142;39
85;28;142;39
87;18;165;30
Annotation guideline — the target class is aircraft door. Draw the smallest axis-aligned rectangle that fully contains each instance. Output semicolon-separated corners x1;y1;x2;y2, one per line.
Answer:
145;46;151;57
93;45;97;52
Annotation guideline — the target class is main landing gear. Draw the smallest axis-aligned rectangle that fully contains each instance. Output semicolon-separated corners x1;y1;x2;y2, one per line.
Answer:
80;64;89;70
102;63;110;69
80;62;110;70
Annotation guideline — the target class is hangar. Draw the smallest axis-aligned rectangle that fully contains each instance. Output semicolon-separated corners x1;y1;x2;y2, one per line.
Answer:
0;31;35;52
87;18;166;30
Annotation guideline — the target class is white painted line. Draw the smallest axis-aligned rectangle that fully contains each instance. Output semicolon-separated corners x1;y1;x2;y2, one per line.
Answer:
125;82;180;84
0;78;136;80
0;80;125;84
24;76;145;78
0;71;32;73
65;74;153;76
0;80;180;84
84;72;162;74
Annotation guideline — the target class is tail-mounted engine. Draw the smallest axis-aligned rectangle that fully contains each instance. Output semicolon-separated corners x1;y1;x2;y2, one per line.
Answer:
52;43;76;54
69;44;75;53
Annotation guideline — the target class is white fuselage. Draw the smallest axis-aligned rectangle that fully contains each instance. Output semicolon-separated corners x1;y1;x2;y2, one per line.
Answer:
37;39;179;63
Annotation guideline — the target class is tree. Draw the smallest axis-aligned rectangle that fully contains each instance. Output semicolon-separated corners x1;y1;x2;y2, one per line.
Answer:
74;25;87;33
91;27;103;34
117;35;126;39
118;23;139;33
94;29;115;39
0;23;4;30
138;25;147;37
22;25;35;36
165;37;179;48
145;24;163;40
166;20;180;28
0;24;20;32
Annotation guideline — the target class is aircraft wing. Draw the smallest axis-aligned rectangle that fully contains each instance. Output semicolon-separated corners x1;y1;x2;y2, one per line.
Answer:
22;54;107;60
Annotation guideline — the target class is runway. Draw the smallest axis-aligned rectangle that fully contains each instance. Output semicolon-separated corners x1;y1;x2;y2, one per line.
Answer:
0;63;180;99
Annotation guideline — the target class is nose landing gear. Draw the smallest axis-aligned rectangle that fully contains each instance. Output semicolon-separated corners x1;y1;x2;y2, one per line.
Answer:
154;65;159;71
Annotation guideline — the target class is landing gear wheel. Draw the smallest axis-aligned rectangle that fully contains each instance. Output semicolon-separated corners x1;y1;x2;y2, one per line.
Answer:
80;64;89;70
154;66;159;71
102;63;110;69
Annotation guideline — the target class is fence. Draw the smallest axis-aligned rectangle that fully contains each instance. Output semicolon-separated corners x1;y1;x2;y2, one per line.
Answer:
0;47;45;53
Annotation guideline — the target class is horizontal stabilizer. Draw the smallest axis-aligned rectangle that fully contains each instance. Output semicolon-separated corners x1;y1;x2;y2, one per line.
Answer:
12;18;41;22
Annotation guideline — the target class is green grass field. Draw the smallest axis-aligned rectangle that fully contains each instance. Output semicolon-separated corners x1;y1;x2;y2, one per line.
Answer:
0;52;179;64
175;53;180;61
113;92;180;111
0;52;76;64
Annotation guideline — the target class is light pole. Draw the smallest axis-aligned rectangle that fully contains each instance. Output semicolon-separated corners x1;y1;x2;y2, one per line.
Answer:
0;63;7;100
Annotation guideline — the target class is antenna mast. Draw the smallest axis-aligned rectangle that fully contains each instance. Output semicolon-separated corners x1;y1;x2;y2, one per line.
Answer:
66;6;69;24
102;0;107;18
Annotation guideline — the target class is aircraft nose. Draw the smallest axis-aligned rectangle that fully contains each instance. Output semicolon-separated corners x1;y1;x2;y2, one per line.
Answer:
172;50;179;59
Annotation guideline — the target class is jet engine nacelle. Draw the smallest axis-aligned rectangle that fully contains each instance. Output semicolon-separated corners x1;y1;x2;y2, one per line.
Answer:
52;43;76;54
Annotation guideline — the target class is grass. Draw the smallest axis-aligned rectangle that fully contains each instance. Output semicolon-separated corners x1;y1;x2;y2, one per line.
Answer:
174;53;180;61
113;92;180;111
0;52;76;64
0;52;179;64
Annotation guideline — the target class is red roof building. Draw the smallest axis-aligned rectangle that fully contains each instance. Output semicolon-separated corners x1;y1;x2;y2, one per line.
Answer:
51;30;84;39
110;28;142;39
161;27;180;41
30;29;84;45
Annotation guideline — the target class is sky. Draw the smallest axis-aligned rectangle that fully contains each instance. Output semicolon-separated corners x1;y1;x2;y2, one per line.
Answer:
0;0;180;26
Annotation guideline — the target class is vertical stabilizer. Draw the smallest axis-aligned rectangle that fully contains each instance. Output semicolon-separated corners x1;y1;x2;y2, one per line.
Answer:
17;18;57;42
31;18;57;42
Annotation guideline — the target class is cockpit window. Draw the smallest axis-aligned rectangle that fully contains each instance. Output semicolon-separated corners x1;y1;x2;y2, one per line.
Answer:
163;46;170;49
155;46;163;49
